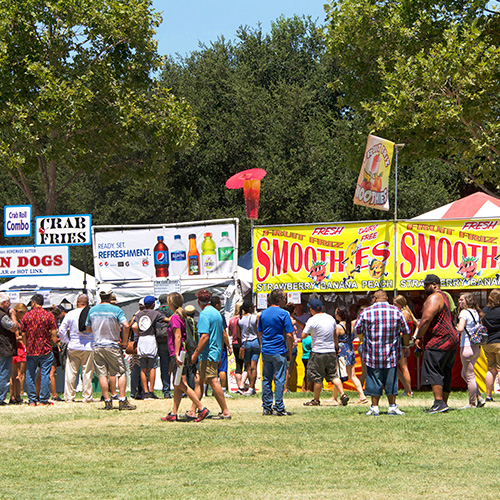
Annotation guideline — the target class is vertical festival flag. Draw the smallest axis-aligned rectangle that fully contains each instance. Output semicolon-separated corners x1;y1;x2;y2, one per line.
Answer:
353;135;395;211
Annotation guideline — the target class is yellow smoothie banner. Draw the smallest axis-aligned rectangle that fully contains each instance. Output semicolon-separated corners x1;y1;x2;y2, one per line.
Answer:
253;222;395;293
353;134;395;211
397;220;500;290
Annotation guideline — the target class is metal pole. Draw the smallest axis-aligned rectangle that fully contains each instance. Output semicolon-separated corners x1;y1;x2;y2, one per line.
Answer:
393;144;405;295
83;246;88;294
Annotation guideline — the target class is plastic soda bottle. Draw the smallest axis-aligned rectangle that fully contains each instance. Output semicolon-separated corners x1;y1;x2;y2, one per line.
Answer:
201;232;217;274
218;231;234;275
188;234;200;275
153;236;169;277
170;234;188;277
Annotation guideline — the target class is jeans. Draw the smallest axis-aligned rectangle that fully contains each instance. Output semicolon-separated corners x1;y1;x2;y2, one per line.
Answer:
26;352;54;404
262;353;287;412
157;342;171;396
0;356;13;403
130;360;142;398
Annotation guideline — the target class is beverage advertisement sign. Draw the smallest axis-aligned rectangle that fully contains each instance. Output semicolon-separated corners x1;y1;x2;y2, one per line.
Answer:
353;135;394;211
253;222;395;293
93;221;237;282
0;245;70;277
397;219;500;290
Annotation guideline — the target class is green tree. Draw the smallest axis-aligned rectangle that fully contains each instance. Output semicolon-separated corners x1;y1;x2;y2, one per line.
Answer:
325;0;500;195
0;0;197;215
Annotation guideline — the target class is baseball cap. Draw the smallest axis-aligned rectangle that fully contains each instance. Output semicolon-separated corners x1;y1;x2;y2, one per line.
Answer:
144;295;156;307
158;294;169;304
423;274;441;285
307;298;323;312
99;284;113;295
196;289;211;304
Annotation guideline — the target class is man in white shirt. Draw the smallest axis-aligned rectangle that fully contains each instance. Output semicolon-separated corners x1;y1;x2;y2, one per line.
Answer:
302;299;349;407
59;294;94;403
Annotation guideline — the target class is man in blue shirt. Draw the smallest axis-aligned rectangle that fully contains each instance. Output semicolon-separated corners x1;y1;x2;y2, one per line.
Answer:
191;289;230;421
257;289;295;416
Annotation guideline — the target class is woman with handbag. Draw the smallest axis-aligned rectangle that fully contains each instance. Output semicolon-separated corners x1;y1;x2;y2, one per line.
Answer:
456;292;485;409
237;300;260;396
482;289;500;403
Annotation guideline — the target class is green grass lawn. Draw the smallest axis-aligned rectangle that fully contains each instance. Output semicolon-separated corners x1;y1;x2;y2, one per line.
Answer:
0;390;498;500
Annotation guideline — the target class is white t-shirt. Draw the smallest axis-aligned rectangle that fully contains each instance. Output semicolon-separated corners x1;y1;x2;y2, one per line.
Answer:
460;308;480;348
303;313;337;353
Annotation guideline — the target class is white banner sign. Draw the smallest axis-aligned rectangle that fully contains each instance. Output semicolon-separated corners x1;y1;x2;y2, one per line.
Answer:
35;214;92;246
94;222;237;282
0;246;70;277
4;205;32;237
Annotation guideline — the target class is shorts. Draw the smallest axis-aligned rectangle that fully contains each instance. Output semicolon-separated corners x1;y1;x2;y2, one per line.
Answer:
13;341;26;364
421;349;456;392
365;366;398;396
483;343;500;371
140;356;158;371
199;360;219;380
243;338;261;364
233;344;244;374
169;354;188;377
302;358;309;379
218;346;228;373
307;352;339;384
93;346;126;378
52;345;61;367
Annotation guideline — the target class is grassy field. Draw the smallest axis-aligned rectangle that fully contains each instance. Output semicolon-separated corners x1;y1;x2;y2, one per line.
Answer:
0;390;498;500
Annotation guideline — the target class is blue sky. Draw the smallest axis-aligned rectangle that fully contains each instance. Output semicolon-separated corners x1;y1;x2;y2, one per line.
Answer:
152;1;329;57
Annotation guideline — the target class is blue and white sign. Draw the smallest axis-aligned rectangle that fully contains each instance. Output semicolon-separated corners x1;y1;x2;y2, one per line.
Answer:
4;205;32;237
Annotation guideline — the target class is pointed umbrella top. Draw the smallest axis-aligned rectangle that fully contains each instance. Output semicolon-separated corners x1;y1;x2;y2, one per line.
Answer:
225;168;267;189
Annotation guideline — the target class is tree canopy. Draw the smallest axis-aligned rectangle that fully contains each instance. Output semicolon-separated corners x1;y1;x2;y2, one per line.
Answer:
325;0;500;195
0;0;197;215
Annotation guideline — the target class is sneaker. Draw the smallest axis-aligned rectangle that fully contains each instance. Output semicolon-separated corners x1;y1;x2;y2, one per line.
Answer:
131;394;143;400
425;401;449;413
366;406;380;416
149;392;159;399
477;397;486;408
195;407;211;422
104;400;113;410
388;405;405;416
163;393;172;399
52;395;64;402
0;401;7;406
223;391;233;398
458;404;474;410
111;394;119;401
274;409;292;416
118;398;136;411
485;397;494;402
161;412;177;422
243;388;256;396
340;394;349;406
262;408;273;416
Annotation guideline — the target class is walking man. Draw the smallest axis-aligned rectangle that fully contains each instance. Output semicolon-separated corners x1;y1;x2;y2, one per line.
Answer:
190;289;230;421
302;299;349;407
157;294;173;398
354;289;410;416
257;289;294;416
20;294;58;406
86;285;136;410
413;274;459;413
58;294;94;403
0;293;18;406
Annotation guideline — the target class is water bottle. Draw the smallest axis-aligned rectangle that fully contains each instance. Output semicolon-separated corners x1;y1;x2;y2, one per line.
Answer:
201;232;217;274
217;231;234;275
170;234;187;277
153;236;169;278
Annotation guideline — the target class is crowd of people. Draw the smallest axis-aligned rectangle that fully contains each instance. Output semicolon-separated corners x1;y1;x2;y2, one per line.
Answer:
0;273;499;419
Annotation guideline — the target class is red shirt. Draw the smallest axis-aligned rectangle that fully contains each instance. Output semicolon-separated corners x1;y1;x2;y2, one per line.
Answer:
423;291;459;351
20;307;57;356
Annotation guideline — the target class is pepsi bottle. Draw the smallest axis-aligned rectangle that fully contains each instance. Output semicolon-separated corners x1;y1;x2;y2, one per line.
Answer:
154;236;169;277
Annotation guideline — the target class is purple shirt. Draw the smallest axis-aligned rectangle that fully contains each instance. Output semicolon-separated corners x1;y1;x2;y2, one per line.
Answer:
167;314;186;357
354;301;410;369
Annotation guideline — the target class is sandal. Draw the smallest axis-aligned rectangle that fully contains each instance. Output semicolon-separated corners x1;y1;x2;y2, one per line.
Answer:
303;399;321;406
358;399;368;404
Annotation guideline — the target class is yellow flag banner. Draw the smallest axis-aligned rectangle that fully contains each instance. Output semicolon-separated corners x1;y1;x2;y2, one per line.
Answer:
253;222;395;293
397;220;500;290
353;135;395;211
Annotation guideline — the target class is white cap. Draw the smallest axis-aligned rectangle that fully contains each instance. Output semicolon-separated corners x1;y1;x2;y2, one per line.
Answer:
99;284;113;295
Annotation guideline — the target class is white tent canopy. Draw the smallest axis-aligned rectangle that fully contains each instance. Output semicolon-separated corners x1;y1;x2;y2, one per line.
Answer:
0;265;96;307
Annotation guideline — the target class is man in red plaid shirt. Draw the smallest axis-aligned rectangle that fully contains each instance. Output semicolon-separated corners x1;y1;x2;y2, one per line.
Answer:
354;289;411;416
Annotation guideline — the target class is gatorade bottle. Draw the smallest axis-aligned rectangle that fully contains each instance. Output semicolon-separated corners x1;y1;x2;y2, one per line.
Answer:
170;235;188;277
201;232;217;274
188;234;200;275
154;236;169;277
218;231;234;275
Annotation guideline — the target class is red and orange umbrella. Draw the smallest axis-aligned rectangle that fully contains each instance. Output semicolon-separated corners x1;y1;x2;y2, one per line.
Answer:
226;168;267;219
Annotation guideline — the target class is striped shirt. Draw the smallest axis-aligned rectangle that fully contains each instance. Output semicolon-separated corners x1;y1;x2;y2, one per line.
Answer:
354;301;410;369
